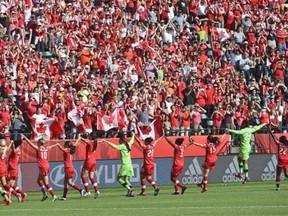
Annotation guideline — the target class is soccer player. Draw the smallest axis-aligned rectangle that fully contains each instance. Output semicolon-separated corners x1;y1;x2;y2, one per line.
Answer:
56;140;84;200
7;140;27;202
227;120;267;183
192;134;228;192
21;134;58;202
268;128;288;190
0;187;11;206
78;133;100;199
102;133;135;197
0;139;22;203
135;135;162;196
164;136;193;195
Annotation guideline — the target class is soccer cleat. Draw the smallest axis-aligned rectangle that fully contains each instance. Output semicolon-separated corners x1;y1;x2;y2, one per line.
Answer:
201;188;208;193
41;193;48;202
52;195;58;202
181;186;187;195
172;191;180;195
127;190;135;197
94;191;100;199
242;176;250;184
197;183;204;189
83;191;91;197
0;199;11;206
139;192;146;196
154;188;160;196
21;193;27;203
80;189;85;198
235;173;243;179
16;193;22;203
58;196;66;201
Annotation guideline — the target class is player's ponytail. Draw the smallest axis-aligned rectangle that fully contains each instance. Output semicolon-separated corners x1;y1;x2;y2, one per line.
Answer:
124;140;131;152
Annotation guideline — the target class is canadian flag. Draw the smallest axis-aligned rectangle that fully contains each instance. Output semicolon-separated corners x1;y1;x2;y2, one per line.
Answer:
68;107;84;127
213;27;231;42
118;108;128;129
97;109;119;131
31;116;55;141
137;120;156;140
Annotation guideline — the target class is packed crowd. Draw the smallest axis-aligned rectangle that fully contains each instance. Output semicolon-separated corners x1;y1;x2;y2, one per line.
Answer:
0;0;287;141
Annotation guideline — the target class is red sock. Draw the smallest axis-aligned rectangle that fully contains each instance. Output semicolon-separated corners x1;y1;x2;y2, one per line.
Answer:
141;179;146;194
13;186;25;196
147;177;158;190
172;178;184;189
90;178;99;192
4;184;17;196
45;184;55;196
276;175;281;188
71;183;81;191
82;177;90;192
38;181;46;193
63;187;68;197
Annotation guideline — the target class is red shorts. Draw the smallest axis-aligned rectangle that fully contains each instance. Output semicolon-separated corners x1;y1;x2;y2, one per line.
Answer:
171;165;183;177
202;160;216;170
277;160;288;169
7;169;18;181
0;168;7;178
83;160;96;172
39;167;50;176
141;165;154;176
65;167;75;179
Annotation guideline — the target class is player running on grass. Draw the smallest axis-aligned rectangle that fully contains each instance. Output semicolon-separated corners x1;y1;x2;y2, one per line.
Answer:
21;134;58;202
0;139;22;203
102;133;135;197
56;140;84;200
164;136;193;195
135;136;162;196
192;133;228;192
78;133;100;199
7;140;27;202
268;128;288;190
226;120;267;183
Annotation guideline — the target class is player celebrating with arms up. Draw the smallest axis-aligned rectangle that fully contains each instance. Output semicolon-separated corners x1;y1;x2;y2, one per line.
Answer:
135;136;162;196
21;134;58;202
192;133;228;192
103;133;135;197
268;128;288;190
56;140;84;200
227;120;267;183
164;136;193;195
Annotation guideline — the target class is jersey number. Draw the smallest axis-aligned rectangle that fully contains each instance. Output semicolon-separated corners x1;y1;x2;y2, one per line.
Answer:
41;151;47;159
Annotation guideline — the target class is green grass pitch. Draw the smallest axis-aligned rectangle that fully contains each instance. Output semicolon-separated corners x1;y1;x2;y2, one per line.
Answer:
2;181;288;216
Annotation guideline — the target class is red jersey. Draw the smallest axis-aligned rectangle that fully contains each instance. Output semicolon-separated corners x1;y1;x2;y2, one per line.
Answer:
8;148;20;170
36;146;49;168
204;142;217;163
173;144;187;167
85;141;96;161
142;145;155;166
276;141;288;162
63;148;73;168
0;154;7;177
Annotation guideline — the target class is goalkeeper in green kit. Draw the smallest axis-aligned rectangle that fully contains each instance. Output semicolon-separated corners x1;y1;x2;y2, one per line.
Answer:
102;133;135;197
227;120;267;184
0;187;11;206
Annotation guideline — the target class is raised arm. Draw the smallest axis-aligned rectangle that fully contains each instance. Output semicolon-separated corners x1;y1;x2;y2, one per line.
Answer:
164;136;175;148
47;143;60;150
56;143;65;152
21;134;38;150
128;133;135;148
135;135;145;149
102;140;122;150
154;136;164;146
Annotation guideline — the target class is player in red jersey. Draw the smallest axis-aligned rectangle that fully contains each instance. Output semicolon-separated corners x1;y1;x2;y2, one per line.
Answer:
7;140;27;202
193;133;228;193
164;136;193;195
56;140;84;200
0;139;22;203
77;133;100;199
135;136;162;196
21;134;58;202
268;128;288;190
